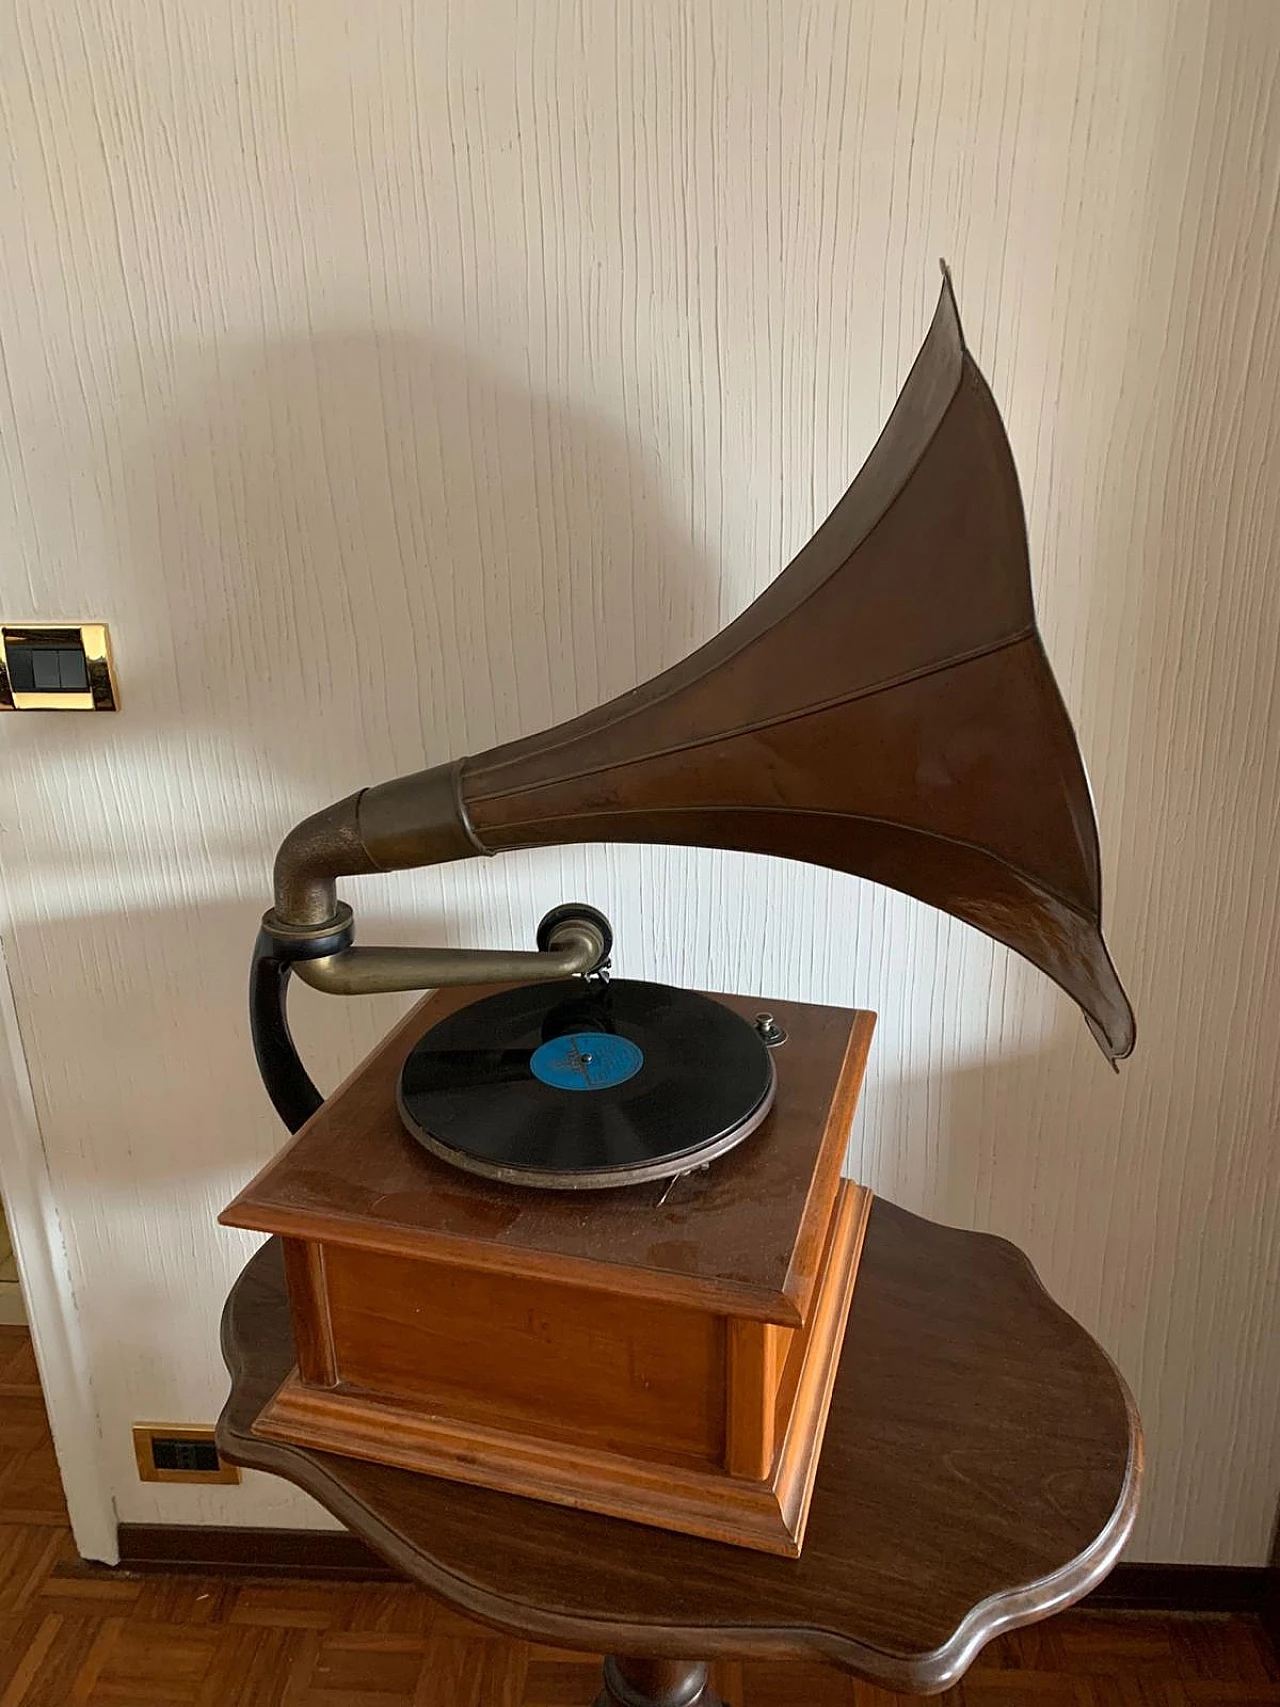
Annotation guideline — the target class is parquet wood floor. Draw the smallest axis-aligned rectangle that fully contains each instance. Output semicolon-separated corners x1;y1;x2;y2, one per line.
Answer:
0;1326;1271;1706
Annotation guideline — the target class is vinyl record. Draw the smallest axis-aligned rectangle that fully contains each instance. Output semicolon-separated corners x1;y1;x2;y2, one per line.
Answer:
397;979;777;1189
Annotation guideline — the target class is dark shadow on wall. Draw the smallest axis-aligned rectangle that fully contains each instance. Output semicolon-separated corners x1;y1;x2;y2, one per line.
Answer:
0;331;723;1401
128;330;716;785
2;328;719;876
4;324;725;1167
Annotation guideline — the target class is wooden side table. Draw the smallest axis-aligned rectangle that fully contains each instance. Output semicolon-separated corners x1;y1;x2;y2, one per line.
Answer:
217;1196;1140;1705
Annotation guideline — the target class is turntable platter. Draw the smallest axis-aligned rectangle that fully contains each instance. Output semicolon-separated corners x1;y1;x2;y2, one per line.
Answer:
397;979;777;1189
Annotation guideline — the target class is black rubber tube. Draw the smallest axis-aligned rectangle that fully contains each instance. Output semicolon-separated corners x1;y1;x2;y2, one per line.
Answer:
249;929;324;1134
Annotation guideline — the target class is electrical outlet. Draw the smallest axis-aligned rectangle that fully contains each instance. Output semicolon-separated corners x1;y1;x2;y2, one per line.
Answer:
132;1424;240;1485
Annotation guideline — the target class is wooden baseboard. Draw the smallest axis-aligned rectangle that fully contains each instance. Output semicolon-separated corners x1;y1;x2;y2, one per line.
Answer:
113;1524;1275;1618
1089;1563;1271;1614
117;1523;398;1580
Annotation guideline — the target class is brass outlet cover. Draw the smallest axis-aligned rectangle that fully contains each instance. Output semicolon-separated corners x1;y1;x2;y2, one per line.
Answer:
132;1424;241;1486
0;623;118;711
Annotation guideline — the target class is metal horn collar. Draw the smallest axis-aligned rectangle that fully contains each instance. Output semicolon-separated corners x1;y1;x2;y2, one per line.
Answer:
260;763;617;995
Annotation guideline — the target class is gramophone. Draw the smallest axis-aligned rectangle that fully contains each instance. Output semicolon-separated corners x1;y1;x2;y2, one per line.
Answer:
223;268;1133;1555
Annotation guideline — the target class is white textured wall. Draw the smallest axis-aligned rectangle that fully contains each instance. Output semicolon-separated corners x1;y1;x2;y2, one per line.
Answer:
0;0;1278;1565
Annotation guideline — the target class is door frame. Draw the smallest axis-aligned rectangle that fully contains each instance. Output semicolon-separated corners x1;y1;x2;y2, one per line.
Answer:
0;932;116;1562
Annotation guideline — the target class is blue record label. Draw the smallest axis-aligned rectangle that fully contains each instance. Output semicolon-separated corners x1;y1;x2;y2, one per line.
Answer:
529;1030;644;1091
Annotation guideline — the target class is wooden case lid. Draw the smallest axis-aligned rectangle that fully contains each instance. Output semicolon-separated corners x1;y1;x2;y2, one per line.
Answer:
222;986;874;1327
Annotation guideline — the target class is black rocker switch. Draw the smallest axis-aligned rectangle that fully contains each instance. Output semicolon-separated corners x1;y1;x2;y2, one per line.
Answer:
5;639;88;694
150;1436;221;1475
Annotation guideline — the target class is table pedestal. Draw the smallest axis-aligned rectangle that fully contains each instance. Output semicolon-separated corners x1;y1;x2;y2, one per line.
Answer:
594;1657;722;1707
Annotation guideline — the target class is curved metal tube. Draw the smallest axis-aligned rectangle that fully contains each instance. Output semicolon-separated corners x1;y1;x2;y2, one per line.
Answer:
291;923;606;996
272;762;480;930
250;912;608;1128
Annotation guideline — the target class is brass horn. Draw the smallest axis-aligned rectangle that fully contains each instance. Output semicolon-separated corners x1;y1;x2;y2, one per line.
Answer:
253;268;1134;1133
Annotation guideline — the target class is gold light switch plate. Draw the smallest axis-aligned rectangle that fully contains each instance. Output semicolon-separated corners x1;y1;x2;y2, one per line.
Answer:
0;623;118;711
132;1424;240;1485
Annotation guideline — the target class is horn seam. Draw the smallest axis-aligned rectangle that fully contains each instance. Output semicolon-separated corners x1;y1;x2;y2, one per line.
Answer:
467;302;975;792
467;624;1039;804
478;802;1098;929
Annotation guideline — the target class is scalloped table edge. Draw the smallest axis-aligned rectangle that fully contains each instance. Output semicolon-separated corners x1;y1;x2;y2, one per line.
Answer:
216;1225;1142;1694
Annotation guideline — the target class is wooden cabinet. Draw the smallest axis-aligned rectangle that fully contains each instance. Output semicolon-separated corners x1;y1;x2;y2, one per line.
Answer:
222;988;874;1556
